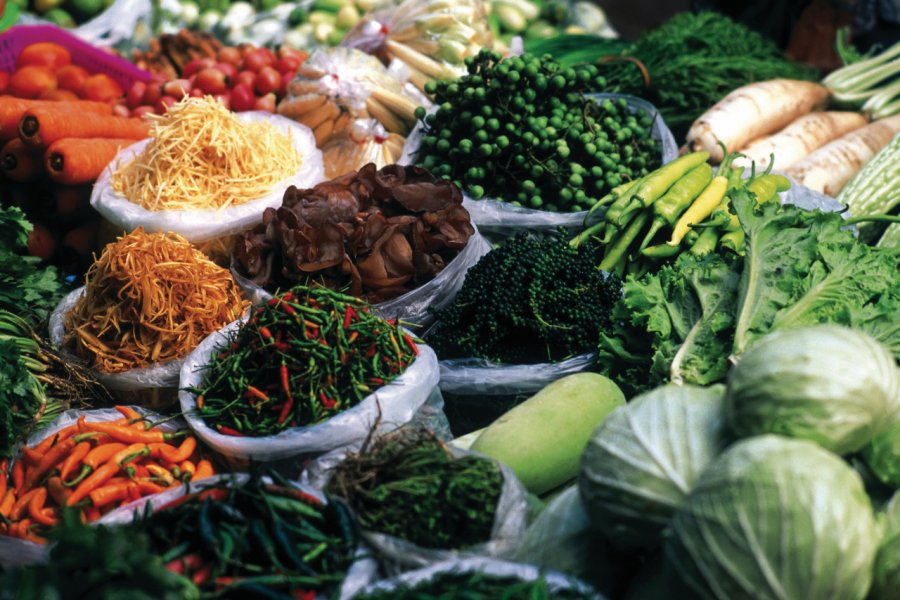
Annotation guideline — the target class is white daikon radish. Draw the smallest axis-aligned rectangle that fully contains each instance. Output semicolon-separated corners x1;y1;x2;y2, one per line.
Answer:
785;115;900;196
687;79;829;163
733;112;868;171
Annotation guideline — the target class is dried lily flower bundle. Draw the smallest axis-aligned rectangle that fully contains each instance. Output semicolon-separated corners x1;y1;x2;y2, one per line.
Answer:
234;163;475;303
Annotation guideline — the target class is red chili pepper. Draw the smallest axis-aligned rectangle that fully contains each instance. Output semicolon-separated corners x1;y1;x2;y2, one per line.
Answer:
319;392;337;410
277;397;294;425
403;334;419;356
259;327;273;341
370;377;385;385
282;292;294;302
366;344;377;358
282;303;295;316
267;297;281;307
343;305;356;329
245;386;270;403
318;339;329;348
217;425;244;437
274;341;289;352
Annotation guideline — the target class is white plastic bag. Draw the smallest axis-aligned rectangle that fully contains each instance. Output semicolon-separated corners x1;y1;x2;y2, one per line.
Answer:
90;112;325;244
351;557;604;598
232;227;493;330
303;444;529;575
400;93;679;234
179;319;440;461
49;288;183;408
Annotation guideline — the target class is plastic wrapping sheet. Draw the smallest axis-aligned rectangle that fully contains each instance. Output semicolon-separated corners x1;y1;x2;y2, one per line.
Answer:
232;227;493;330
90;112;324;244
399;93;679;234
179;318;440;461
302;445;529;576
350;556;605;598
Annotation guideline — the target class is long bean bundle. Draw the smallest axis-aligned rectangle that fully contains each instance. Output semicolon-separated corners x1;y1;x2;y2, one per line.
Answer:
64;228;249;373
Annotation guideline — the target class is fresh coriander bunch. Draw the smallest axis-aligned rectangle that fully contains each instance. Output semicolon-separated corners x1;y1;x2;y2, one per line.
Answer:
413;50;660;212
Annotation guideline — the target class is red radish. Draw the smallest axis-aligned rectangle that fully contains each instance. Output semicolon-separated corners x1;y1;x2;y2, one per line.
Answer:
241;51;270;73
215;62;238;80
55;65;90;92
142;82;163;105
126;81;146;108
234;70;256;89
0;72;9;94
214;93;231;110
112;104;131;118
195;68;229;95
155;95;177;113
276;56;301;74
254;67;281;96
183;58;216;78
254;93;276;113
218;47;242;66
163;79;192;98
231;83;256;112
131;105;155;119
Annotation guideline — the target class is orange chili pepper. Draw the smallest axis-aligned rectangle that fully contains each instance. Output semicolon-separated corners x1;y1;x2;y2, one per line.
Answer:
137;480;169;495
150;437;196;464
31;425;78;454
20;446;42;467
11;460;23;490
28;488;56;526
130;464;150;479
10;488;42;520
179;460;196;479
146;464;175;486
194;459;214;480
23;436;78;489
0;458;7;500
82;506;101;522
114;405;144;424
58;441;91;483
67;462;119;506
0;489;15;517
127;483;141;502
89;482;133;508
84;443;127;469
46;477;69;507
81;421;166;444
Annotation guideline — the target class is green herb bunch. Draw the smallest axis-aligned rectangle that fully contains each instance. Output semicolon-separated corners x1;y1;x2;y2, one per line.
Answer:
327;430;503;550
429;232;622;364
414;50;660;212
356;571;597;599
193;285;418;437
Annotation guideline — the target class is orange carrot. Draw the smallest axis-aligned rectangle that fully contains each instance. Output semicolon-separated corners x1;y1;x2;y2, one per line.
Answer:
19;107;150;148
23;436;77;489
0;139;42;182
88;482;132;508
59;441;91;483
67;462;119;506
81;421;166;444
0;97;112;142
45;138;136;185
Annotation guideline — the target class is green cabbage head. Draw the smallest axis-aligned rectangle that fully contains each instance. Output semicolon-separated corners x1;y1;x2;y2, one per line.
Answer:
666;435;878;600
872;492;900;600
578;384;729;549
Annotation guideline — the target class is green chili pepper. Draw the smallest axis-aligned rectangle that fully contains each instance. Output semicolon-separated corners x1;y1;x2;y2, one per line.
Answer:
720;228;746;253
638;162;713;251
641;242;682;259
599;208;652;272
689;227;721;257
616;151;710;225
746;173;791;204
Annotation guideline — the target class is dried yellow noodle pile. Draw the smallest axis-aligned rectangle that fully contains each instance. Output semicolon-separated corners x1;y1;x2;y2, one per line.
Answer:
110;96;303;211
64;228;250;373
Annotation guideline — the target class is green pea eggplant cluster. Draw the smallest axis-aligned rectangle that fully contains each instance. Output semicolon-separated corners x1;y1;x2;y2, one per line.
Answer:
570;147;791;277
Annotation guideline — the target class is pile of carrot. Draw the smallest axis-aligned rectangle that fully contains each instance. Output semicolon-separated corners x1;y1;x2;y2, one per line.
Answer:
0;406;215;544
0;96;148;185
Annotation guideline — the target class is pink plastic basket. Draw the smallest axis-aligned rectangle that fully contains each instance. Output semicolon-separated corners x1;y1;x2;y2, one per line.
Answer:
0;24;151;90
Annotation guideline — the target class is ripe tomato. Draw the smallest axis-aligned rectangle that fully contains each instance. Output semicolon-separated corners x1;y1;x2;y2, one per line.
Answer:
80;74;123;103
254;66;281;96
275;56;301;74
195;68;229;95
241;50;271;73
10;66;57;99
55;64;90;92
217;47;242;66
230;83;256;112
234;70;256;90
142;82;163;105
126;81;146;109
183;58;216;78
16;43;71;70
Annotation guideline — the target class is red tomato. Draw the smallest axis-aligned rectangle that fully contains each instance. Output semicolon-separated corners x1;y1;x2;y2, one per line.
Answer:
234;70;256;89
163;78;192;98
216;62;238;81
183;58;216;78
80;74;123;103
16;43;71;70
0;71;10;94
126;81;146;109
189;87;204;97
214;92;231;111
230;83;256;112
10;66;57;99
279;70;296;98
239;44;257;58
254;66;281;96
275;56;301;74
217;47;242;66
54;64;89;92
195;68;229;95
257;47;276;65
241;50;271;73
131;105;156;119
254;93;276;113
278;47;308;63
155;95;178;113
39;88;79;101
142;82;163;105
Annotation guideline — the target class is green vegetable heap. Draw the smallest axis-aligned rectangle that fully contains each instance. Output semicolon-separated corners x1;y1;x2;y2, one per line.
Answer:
357;570;595;599
327;430;503;550
429;232;622;364
413;50;660;212
193;286;418;437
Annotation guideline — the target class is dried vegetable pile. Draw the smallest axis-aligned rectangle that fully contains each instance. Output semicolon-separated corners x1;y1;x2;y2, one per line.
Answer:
0;6;899;600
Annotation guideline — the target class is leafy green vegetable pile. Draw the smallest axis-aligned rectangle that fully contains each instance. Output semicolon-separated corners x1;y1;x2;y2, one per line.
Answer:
0;206;64;321
429;232;622;364
413;50;660;212
591;12;817;137
598;188;900;396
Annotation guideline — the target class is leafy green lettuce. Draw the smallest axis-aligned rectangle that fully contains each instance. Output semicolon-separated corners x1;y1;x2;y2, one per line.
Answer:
599;189;900;395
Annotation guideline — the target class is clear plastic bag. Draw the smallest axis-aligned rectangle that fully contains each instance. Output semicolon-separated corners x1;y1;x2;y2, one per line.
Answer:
178;318;440;462
400;93;679;234
351;556;604;598
341;0;494;92
49;288;183;409
278;47;425;144
322;119;407;179
302;445;529;575
231;226;493;331
90;111;324;244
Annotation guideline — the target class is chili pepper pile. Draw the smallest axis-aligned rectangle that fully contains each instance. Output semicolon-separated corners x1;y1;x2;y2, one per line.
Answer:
0;406;214;543
326;429;503;550
139;474;358;598
193;286;419;437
